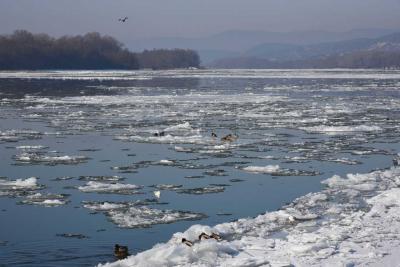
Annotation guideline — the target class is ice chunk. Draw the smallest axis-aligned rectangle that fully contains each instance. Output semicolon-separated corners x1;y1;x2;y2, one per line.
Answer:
242;165;281;174
78;181;142;194
106;206;206;228
177;186;225;195
0;177;43;196
14;152;89;165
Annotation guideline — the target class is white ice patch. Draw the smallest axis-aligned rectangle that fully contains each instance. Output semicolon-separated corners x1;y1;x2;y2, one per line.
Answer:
242;165;281;174
301;125;382;134
83;202;126;211
78;181;142;194
158;160;174;165
0;177;43;197
0;177;39;189
21;193;69;206
14;153;89;165
106;206;206;228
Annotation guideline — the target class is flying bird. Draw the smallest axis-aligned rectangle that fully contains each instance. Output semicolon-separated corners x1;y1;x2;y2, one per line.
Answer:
118;17;128;22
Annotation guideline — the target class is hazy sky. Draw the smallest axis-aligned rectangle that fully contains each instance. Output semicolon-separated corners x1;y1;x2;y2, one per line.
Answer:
1;0;400;41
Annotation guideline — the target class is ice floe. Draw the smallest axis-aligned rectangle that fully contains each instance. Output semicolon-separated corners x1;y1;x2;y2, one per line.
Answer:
14;152;89;165
241;165;319;176
83;200;205;228
0;177;43;196
78;175;124;182
77;181;142;194
176;186;225;195
301;125;382;134
99;165;400;267
20;193;69;206
106;206;206;228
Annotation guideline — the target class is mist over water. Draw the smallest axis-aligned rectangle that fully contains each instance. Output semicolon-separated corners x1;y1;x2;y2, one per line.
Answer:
1;69;400;266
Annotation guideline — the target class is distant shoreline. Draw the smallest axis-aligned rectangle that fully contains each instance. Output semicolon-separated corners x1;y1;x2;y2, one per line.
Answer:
0;30;200;71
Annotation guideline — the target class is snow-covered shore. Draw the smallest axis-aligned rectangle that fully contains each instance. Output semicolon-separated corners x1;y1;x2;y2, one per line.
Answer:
99;164;400;267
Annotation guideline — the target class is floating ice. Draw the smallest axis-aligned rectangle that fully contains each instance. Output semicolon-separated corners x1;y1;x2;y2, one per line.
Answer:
242;165;281;174
20;193;69;207
16;145;48;150
14;152;89;165
164;122;194;133
241;165;319;176
99;166;400;267
83;202;127;211
78;175;124;182
116;134;208;145
78;181;142;194
149;184;183;191
177;186;225;195
106;206;206;228
0;177;43;196
301;125;382;134
157;160;175;165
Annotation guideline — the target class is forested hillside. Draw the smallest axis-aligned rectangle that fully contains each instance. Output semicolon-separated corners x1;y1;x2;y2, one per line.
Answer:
0;30;200;70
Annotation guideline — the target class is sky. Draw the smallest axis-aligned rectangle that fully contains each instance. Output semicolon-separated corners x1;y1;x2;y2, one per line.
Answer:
1;0;400;41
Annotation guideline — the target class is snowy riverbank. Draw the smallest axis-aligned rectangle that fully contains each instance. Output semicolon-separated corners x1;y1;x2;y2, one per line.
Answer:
99;163;400;267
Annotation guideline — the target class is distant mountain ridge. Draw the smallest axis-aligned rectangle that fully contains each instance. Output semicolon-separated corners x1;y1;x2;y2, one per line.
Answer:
210;32;400;69
241;32;400;61
126;28;398;64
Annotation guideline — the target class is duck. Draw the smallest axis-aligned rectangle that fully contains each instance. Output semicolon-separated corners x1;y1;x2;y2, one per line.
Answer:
153;131;165;137
211;132;218;138
181;238;194;247
198;232;211;240
221;134;238;142
198;232;222;241
114;244;129;259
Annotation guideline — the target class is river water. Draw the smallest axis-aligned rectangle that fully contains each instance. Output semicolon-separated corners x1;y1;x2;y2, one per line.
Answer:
0;69;399;266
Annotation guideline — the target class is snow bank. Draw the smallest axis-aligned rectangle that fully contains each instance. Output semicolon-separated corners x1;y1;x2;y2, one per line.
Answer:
99;165;400;267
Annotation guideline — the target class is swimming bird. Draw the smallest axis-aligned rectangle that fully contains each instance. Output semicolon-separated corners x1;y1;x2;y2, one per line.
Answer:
118;17;128;22
221;134;238;142
114;244;129;259
153;131;165;137
211;132;218;138
181;238;194;247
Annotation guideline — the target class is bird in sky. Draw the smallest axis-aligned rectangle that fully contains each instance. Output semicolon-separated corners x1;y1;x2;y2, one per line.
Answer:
118;17;128;22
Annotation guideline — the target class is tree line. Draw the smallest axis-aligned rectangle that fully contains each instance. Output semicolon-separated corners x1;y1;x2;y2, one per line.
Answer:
0;30;200;70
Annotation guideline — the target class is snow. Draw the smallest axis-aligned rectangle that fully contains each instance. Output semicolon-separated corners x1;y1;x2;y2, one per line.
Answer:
99;166;400;267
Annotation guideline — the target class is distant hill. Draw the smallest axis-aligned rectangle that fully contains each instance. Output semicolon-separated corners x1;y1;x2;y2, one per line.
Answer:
126;28;398;64
0;30;200;70
242;32;400;61
210;32;400;69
